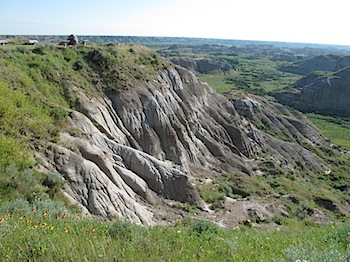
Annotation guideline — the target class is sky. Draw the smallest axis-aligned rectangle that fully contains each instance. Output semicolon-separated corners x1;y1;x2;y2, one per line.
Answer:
1;0;349;46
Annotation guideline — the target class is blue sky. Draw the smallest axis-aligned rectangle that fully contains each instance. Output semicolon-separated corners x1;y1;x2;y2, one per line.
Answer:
1;0;349;45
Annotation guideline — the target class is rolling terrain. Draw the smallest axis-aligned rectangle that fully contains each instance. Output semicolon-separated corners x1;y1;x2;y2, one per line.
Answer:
0;37;349;260
275;55;350;116
0;40;349;224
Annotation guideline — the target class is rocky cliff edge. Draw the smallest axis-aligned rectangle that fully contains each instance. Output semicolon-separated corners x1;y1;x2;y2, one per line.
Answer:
35;65;331;225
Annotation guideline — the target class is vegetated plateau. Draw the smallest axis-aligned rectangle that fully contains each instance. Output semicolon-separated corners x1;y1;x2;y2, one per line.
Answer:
0;36;349;261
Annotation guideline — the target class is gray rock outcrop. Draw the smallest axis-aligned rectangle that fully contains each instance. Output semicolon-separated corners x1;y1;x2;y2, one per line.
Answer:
37;65;329;224
278;54;350;75
170;57;232;75
275;66;350;116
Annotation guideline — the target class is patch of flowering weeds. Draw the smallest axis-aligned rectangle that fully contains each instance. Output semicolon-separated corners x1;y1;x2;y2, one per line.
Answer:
0;209;95;236
0;208;99;260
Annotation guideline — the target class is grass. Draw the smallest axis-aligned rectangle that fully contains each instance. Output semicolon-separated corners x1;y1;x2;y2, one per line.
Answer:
306;113;350;151
199;56;300;99
0;205;349;261
198;164;350;220
199;74;236;93
0;42;350;261
84;44;170;90
228;57;300;92
0;43;171;204
197;52;350;220
0;79;66;204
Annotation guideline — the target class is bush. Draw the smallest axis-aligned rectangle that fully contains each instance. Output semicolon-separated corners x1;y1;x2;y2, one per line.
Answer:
43;172;66;197
198;185;226;210
0;165;66;204
183;217;221;235
72;59;85;71
0;135;32;170
32;46;45;55
0;198;70;218
295;202;313;220
108;219;135;240
0;165;45;202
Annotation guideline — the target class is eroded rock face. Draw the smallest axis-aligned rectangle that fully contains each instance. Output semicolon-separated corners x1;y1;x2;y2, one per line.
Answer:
38;65;329;224
275;67;350;116
170;57;232;75
233;95;326;173
278;54;350;75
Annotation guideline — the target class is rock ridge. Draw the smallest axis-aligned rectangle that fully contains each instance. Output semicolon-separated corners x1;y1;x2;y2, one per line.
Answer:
37;65;329;224
275;66;350;116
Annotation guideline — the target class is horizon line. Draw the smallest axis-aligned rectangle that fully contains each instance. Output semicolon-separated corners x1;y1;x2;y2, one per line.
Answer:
1;34;350;48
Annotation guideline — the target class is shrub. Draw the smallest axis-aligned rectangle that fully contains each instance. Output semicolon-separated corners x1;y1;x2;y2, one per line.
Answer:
183;217;221;235
108;219;135;240
0;198;70;218
197;184;226;210
0;135;32;170
72;59;85;71
32;46;45;55
295;203;313;220
43;172;66;197
0;164;66;205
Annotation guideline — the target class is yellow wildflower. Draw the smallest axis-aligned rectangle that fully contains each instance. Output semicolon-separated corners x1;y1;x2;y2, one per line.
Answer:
49;226;54;230
63;228;69;233
0;218;4;223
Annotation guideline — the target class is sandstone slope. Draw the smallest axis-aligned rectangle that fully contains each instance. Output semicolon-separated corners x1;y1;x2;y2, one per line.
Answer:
278;54;350;75
170;57;232;75
36;63;332;225
275;67;350;116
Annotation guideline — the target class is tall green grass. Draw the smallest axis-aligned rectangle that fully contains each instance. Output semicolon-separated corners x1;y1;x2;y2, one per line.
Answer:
306;113;350;151
199;74;236;93
0;206;348;261
199;56;300;97
0;43;349;261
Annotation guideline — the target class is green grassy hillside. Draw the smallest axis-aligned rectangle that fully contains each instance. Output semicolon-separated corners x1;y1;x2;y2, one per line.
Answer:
307;113;350;151
199;56;300;97
0;43;169;204
0;42;349;261
0;208;349;261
